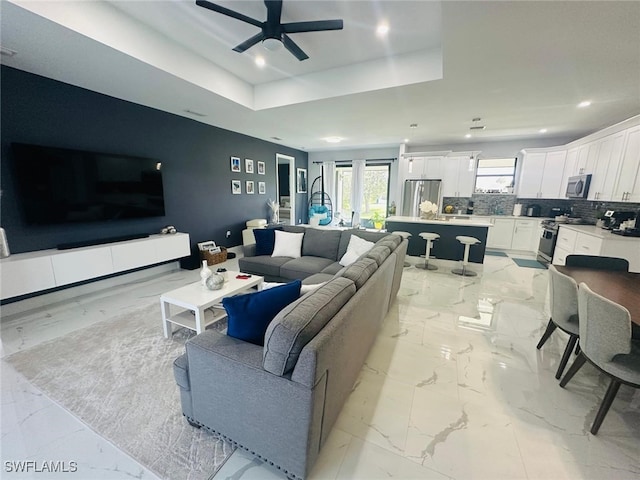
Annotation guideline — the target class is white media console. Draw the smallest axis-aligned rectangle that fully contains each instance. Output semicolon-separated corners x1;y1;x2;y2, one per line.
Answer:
0;232;191;301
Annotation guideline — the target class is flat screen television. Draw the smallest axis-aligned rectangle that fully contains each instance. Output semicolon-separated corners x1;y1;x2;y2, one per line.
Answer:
11;143;166;225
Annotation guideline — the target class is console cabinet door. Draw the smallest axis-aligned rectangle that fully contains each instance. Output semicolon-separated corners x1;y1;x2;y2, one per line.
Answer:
0;255;56;299
51;246;113;286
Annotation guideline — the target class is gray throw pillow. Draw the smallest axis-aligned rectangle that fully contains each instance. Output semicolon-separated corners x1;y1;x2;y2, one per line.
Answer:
302;228;342;260
341;257;378;290
263;277;356;376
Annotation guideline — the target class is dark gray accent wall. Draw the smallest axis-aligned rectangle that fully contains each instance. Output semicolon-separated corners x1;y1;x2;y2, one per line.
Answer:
0;66;308;268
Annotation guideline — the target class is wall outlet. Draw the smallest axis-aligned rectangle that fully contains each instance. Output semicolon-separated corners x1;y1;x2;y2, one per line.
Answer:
226;230;231;238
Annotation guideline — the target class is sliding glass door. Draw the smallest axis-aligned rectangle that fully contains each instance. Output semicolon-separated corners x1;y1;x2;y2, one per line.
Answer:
335;163;390;227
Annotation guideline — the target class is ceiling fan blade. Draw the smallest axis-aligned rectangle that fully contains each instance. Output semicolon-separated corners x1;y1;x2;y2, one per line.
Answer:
282;19;343;34
195;0;263;29
265;0;283;26
233;32;266;53
281;34;309;61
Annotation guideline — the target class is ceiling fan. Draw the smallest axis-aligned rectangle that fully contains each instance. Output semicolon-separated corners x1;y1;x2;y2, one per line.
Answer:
195;0;344;61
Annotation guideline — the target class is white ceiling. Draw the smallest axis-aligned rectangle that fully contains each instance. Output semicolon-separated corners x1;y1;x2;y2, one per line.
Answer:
2;0;640;152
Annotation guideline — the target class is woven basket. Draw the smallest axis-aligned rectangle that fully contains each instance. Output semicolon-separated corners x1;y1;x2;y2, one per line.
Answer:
201;246;227;266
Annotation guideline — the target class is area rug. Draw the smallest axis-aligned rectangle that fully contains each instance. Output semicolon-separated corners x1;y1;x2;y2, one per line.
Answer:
512;258;547;269
485;250;509;257
5;303;235;480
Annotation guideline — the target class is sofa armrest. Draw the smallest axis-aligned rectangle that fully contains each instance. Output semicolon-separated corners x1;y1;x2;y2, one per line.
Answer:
243;243;257;257
184;330;324;479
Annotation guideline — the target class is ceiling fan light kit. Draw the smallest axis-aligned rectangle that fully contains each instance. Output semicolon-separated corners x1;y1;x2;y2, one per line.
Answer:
195;0;344;61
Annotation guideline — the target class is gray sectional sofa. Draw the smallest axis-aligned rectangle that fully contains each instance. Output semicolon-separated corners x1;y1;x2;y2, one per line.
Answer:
238;225;393;283
173;227;407;479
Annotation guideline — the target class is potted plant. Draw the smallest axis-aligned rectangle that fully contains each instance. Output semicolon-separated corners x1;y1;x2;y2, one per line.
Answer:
370;210;386;229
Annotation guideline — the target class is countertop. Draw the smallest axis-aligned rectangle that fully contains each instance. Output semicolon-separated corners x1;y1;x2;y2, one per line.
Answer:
386;216;493;227
558;224;640;243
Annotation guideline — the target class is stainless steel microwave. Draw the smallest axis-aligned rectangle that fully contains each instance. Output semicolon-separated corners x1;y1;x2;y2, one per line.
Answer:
566;174;591;198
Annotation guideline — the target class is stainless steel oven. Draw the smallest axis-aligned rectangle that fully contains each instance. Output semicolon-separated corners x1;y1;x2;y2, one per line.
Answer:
537;220;558;267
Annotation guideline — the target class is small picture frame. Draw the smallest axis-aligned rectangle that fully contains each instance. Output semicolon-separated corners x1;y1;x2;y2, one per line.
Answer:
257;161;265;175
258;181;266;194
297;168;307;193
231;180;241;194
245;158;254;174
246;180;255;194
231;156;241;172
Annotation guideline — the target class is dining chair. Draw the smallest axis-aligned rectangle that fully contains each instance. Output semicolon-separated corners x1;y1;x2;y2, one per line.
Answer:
536;265;581;379
559;283;640;434
565;255;629;271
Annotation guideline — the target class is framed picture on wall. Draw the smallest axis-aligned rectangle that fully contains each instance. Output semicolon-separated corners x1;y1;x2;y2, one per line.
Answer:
246;180;255;194
257;161;265;175
258;181;266;194
231;156;241;172
231;180;241;194
296;168;307;193
245;158;254;174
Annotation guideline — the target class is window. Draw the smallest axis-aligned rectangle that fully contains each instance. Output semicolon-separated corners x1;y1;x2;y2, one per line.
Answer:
335;163;390;226
474;158;517;193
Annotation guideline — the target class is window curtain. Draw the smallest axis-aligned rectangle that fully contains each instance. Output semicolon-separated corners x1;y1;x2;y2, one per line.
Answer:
322;161;336;216
351;159;366;226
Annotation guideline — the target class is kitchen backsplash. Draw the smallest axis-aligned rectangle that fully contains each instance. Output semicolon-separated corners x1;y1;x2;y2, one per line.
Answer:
442;195;640;224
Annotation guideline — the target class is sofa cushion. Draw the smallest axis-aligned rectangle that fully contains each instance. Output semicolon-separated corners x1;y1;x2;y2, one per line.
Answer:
376;234;402;251
280;256;335;280
238;255;291;278
254;227;283;256
365;245;392;266
173;353;190;390
223;280;302;346
302;273;335;285
263;277;357;376
283;225;306;234
320;262;343;275
302;228;342;260
272;230;304;258
341;258;378;290
262;280;327;296
337;229;389;260
339;234;376;267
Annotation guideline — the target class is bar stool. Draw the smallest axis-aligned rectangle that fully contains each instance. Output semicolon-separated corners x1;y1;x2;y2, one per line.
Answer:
416;232;439;270
392;231;412;267
452;236;481;277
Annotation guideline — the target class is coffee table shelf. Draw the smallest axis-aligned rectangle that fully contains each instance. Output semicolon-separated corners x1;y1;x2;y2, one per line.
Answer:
160;271;263;338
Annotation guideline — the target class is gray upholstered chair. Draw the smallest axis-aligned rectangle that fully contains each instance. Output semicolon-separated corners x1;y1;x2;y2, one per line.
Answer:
565;255;629;271
536;265;580;379
560;283;640;434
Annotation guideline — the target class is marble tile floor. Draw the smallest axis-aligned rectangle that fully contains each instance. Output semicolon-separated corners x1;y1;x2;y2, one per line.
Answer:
2;253;639;479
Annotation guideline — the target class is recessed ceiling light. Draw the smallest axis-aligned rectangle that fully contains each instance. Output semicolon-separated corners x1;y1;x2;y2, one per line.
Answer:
255;56;266;67
376;23;389;36
465;134;472;139
578;100;591;108
539;128;548;133
323;136;343;143
404;138;410;143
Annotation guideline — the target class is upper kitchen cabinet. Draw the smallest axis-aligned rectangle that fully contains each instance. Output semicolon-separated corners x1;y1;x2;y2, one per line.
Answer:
518;149;566;198
574;142;600;176
588;131;626;200
441;155;476;197
403;156;443;180
612;125;640;202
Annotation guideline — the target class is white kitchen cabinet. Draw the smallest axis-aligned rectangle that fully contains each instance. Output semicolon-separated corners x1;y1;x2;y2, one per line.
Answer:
518;150;566;198
613;125;640;202
588;132;626;200
512;219;540;251
404;156;443;180
552;225;640;272
560;148;579;193
442;156;476;197
487;218;515;249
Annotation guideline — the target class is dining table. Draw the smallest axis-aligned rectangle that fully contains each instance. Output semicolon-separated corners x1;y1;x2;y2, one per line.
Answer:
556;266;640;338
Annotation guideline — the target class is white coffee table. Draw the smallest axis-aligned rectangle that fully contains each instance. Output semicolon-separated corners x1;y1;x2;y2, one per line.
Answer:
160;271;263;338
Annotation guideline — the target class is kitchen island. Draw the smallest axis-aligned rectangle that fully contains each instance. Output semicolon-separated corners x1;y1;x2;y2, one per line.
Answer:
386;216;492;264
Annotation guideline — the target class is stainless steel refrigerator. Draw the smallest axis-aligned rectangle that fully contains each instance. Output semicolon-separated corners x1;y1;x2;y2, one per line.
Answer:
402;179;442;217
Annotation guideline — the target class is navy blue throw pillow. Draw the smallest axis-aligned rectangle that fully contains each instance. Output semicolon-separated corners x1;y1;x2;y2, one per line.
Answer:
223;280;301;346
254;227;283;256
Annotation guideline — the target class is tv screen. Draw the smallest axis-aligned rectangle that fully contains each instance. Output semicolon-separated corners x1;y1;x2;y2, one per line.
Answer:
11;143;166;225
